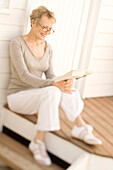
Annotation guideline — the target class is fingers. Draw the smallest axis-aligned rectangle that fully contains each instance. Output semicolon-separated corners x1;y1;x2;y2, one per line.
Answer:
62;88;76;94
64;80;73;89
55;80;74;92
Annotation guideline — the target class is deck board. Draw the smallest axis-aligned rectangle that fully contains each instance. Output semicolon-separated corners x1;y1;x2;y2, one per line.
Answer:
0;133;64;170
4;96;113;158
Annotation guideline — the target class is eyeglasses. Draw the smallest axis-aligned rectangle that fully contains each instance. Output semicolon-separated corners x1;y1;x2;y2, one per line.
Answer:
38;22;55;34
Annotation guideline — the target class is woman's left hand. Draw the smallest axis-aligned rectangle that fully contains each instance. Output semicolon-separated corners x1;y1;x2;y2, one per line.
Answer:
64;78;74;89
53;78;75;94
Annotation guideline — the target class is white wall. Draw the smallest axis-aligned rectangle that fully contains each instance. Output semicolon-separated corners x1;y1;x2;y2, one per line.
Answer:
83;0;113;98
0;0;27;106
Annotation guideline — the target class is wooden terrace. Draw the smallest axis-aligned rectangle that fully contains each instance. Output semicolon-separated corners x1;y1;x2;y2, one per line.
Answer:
1;96;113;169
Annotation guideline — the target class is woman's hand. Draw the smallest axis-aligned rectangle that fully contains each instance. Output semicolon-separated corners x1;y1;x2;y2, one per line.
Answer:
53;78;75;94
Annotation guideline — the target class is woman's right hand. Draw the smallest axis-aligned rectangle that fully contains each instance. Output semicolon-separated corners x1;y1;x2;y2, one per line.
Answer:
53;79;76;94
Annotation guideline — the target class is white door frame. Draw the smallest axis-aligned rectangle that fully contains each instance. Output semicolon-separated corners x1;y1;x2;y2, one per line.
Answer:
75;0;103;98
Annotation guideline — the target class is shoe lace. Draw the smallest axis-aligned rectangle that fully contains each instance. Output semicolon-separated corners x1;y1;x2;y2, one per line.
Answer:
85;127;94;137
35;142;48;158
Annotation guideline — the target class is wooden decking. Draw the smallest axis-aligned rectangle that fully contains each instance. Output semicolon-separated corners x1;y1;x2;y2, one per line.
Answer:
0;132;64;170
4;96;113;159
58;96;113;158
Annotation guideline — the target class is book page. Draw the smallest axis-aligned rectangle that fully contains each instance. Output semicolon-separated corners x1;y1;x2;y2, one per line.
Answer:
55;69;92;82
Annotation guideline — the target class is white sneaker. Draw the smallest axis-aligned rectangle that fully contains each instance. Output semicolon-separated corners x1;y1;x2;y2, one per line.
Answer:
28;139;52;166
84;124;93;132
71;125;102;145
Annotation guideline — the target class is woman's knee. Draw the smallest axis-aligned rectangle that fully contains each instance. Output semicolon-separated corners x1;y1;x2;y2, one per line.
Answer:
48;86;61;99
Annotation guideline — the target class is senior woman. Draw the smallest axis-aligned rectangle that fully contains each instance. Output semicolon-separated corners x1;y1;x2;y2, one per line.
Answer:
7;6;102;166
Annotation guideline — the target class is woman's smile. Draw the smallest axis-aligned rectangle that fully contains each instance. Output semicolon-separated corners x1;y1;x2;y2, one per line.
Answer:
40;32;47;38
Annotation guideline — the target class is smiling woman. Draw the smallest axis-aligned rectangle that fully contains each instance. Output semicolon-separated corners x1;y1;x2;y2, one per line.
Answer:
6;5;102;167
29;6;56;40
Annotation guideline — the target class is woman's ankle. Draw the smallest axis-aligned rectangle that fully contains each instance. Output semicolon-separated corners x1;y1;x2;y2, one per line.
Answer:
34;130;45;143
34;137;44;143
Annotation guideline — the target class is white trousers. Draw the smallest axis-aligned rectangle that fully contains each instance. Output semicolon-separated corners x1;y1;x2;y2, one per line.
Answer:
7;86;84;131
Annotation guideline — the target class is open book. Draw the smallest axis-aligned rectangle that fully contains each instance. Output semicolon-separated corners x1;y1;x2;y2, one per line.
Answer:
55;69;92;83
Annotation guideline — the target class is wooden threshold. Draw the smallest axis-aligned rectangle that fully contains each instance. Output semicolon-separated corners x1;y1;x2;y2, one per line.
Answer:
0;132;64;170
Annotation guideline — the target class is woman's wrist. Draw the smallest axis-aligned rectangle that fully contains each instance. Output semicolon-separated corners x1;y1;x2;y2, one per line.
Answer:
52;82;58;87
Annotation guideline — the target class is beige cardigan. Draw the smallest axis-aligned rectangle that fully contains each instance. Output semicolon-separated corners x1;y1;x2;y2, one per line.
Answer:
7;37;56;95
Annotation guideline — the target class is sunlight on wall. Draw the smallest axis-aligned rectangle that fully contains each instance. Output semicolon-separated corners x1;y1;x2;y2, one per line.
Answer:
25;0;90;76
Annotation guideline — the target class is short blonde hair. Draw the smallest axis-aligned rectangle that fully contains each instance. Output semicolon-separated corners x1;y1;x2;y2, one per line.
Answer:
30;6;56;24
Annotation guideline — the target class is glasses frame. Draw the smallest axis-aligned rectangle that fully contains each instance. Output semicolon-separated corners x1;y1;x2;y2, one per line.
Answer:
38;22;55;34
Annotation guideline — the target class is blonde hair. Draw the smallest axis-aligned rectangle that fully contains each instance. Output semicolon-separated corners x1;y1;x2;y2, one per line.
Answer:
30;6;56;24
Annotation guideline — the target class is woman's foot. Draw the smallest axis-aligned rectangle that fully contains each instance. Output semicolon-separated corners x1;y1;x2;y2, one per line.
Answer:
71;125;102;145
28;139;52;166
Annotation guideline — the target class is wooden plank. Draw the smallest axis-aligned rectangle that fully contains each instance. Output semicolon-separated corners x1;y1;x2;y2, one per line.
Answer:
0;133;63;170
88;98;113;119
0;89;7;104
109;96;113;100
101;5;113;20
0;25;23;41
0;74;10;88
88;72;113;85
98;20;113;34
0;10;25;26
104;0;113;6
0;58;10;73
83;107;113;146
91;59;113;72
103;96;113;104
95;33;113;47
12;1;27;9
83;84;113;98
0;42;10;57
84;99;113;127
82;112;113;157
96;97;113;112
92;46;113;60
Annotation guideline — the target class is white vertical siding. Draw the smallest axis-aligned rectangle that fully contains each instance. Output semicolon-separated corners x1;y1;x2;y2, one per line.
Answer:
0;0;27;105
25;0;91;76
83;0;113;98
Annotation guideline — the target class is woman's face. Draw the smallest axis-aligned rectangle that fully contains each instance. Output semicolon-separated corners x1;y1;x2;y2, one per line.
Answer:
32;15;55;40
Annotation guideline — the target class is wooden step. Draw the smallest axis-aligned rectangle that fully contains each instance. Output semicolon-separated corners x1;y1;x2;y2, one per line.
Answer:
0;132;64;170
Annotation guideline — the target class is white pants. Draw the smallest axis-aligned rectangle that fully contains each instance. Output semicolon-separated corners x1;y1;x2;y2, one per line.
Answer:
7;86;84;131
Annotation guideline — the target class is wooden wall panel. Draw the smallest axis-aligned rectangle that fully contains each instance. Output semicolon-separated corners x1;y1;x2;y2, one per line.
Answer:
92;46;113;59
95;33;113;47
0;0;27;105
101;5;113;19
98;20;113;34
83;1;113;98
0;10;25;26
91;60;113;72
84;84;113;97
0;74;10;88
88;73;113;85
0;42;10;57
0;25;23;41
0;58;10;73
